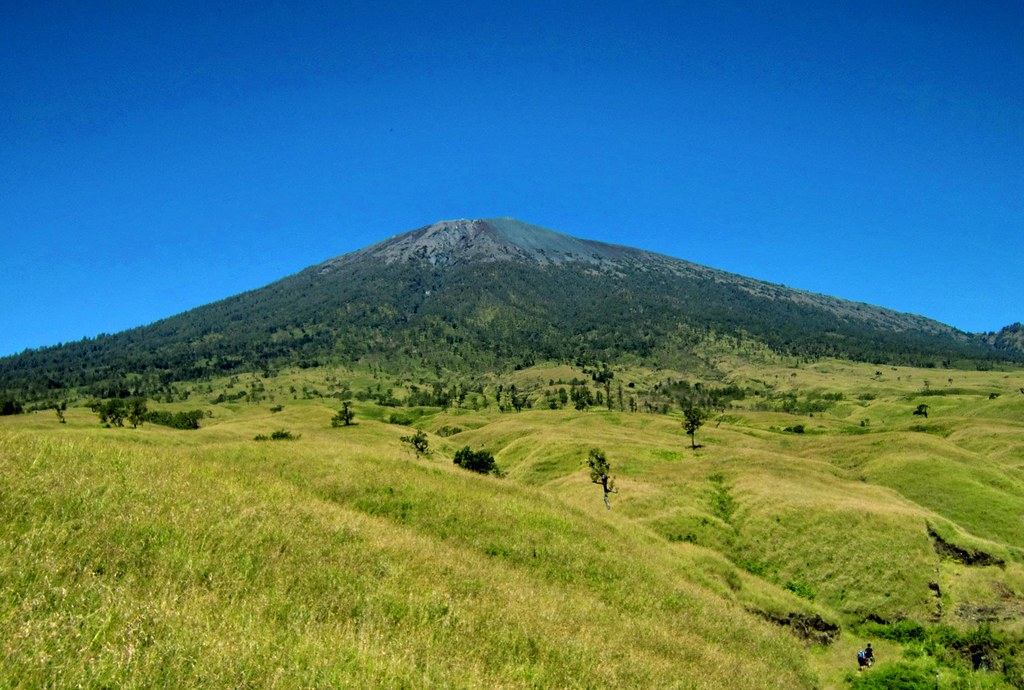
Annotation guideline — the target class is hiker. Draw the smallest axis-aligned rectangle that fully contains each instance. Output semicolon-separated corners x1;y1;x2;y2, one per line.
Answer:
857;649;869;670
864;643;874;666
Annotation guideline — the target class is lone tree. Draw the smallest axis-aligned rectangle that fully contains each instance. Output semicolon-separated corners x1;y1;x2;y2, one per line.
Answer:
453;446;499;475
332;402;355;427
127;397;148;429
401;429;429;456
913;403;929;418
587;448;618;510
683;406;708;449
54;401;67;424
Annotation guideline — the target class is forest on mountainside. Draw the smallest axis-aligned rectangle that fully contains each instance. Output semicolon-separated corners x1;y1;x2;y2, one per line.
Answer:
2;245;1021;406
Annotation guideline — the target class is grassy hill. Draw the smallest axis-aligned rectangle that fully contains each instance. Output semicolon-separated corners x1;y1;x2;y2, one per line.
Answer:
3;358;1024;688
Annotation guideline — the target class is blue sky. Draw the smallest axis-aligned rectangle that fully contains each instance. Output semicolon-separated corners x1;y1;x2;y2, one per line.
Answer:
2;1;1022;357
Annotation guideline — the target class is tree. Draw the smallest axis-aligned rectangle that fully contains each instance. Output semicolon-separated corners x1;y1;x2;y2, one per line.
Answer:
586;448;618;510
332;401;355;427
913;403;929;418
570;383;593;411
127;397;148;428
146;409;204;429
401;429;429;456
54;400;67;424
90;398;126;427
509;384;526;412
0;399;23;416
453;446;499;475
683;406;708;449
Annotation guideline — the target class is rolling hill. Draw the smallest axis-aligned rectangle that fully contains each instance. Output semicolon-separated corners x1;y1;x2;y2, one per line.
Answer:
3;358;1024;688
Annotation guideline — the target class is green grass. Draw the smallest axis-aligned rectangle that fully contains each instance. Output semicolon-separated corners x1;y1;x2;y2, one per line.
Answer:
0;419;813;687
3;359;1024;688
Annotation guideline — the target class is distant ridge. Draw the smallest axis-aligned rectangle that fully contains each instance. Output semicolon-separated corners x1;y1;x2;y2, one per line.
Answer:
1;217;1020;401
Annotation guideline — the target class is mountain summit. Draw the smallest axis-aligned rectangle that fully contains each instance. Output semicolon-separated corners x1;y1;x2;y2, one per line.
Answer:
1;217;1019;399
321;217;639;269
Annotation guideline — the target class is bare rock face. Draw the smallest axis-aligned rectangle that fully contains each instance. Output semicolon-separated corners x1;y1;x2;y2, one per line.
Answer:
367;219;538;266
319;217;646;272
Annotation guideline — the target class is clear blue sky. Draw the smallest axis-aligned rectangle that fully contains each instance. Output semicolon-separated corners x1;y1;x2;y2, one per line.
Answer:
2;1;1022;357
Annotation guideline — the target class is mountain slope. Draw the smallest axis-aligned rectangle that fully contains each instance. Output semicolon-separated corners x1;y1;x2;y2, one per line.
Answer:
0;218;1017;400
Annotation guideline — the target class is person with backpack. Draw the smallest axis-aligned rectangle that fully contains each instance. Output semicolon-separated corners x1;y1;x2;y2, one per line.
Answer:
857;643;875;670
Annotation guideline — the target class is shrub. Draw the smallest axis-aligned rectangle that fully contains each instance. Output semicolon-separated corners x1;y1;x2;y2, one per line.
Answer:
1;399;24;416
453;446;499;475
737;558;769;578
783;581;815;600
864;620;928;643
212;390;248;404
847;662;935;689
255;430;300;441
146;409;204;429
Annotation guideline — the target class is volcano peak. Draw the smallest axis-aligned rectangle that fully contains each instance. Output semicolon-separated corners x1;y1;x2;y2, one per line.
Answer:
334;217;637;268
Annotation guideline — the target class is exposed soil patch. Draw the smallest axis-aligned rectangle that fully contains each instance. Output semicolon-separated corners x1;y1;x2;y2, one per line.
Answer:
927;526;1004;567
752;610;840;645
928;580;943;621
955;582;1024;623
955;603;1021;622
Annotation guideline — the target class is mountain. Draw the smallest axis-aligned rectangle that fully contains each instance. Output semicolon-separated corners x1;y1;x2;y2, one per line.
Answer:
0;217;1018;401
983;322;1024;356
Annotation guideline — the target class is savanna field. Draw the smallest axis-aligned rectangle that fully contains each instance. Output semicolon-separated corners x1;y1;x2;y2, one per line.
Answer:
3;358;1024;689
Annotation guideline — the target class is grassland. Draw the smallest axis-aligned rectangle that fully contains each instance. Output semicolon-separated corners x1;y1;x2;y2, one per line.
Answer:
2;359;1024;688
